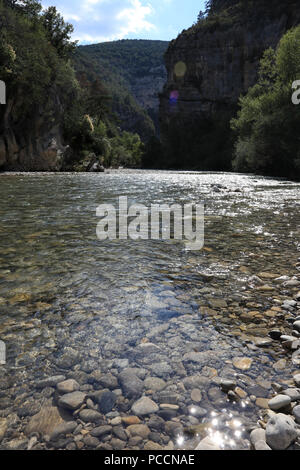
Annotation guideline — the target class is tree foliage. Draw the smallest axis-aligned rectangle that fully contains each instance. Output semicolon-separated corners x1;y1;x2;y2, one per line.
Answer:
231;25;300;179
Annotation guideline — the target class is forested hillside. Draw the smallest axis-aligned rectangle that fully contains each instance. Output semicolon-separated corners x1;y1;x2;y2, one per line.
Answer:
0;0;147;171
74;40;168;140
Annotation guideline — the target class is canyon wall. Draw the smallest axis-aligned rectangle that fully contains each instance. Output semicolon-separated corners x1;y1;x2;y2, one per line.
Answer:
159;0;300;169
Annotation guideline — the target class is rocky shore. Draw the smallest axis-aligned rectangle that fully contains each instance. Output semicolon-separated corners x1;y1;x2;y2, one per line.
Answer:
0;266;300;451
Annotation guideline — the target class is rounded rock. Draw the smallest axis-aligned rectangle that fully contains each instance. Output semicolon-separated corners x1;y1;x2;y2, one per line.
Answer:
58;391;86;410
268;395;291;411
266;413;298;450
131;397;159;416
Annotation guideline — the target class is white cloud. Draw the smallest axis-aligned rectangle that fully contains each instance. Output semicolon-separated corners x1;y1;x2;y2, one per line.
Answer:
42;0;155;43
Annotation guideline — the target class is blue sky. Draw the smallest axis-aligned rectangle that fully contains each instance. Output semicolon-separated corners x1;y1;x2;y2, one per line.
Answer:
42;0;206;44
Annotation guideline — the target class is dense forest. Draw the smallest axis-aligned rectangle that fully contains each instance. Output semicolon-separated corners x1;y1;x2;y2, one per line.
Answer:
0;0;147;170
74;40;168;140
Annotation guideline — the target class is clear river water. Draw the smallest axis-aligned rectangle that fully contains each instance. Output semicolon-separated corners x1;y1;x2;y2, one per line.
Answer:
0;170;299;450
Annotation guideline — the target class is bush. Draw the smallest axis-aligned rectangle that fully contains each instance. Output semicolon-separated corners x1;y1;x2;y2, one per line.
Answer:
231;26;300;180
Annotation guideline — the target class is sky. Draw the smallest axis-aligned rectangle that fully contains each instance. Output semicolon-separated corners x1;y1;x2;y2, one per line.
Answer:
42;0;206;44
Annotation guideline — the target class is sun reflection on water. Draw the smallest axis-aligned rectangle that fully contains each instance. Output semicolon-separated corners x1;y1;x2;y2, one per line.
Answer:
177;408;248;451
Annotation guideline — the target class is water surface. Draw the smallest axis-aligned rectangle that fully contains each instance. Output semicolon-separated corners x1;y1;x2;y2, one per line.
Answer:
0;171;299;450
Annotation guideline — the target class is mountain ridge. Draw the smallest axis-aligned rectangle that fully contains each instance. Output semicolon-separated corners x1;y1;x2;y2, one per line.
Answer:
73;39;169;140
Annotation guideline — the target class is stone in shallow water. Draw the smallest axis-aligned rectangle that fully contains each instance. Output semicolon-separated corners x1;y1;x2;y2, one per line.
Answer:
0;418;7;442
220;379;237;392
118;370;144;399
25;406;69;438
268;395;291;411
97;373;118;390
36;375;66;389
127;424;150;439
98;391;117;414
58;391;86;411
256;398;269;409
122;416;141;426
273;358;287;371
149;362;172;378
293;374;300;387
255;440;272;450
144;441;163;451
208;299;228;309
252;337;273;347
50;421;77;441
56;347;80;369
5;438;28;450
232;357;253;371
131;397;159;416
57;379;79;394
191;389;202;403
266;413;298;450
195;436;221;451
79;409;102;424
188;405;207;418
144;377;166;392
91;425;112;437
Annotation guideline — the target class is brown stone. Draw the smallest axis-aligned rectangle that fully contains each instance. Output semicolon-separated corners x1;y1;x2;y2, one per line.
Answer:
122;416;141;426
25;406;71;438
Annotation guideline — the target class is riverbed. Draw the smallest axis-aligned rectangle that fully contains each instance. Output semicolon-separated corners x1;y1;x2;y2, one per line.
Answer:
0;171;299;450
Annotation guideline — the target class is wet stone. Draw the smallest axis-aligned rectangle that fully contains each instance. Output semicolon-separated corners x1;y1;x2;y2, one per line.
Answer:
83;435;100;448
118;371;144;399
98;391;117;414
127;424;150;439
268;395;291;411
191;389;202;403
147;415;165;432
131;397;159;416
233;357;253;371
58;392;86;411
78;409;102;424
144;377;166;392
36;376;66;389
112;426;127;441
91;425;112;438
50;421;77;441
220;379;236;392
57;379;80;394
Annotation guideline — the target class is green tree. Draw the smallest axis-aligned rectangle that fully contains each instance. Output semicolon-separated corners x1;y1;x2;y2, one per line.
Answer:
41;6;77;58
231;26;300;180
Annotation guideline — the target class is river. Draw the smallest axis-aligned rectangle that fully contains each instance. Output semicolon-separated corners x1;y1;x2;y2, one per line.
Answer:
0;170;299;450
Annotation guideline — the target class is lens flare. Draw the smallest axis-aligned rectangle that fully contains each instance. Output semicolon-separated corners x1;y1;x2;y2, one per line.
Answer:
169;90;179;104
174;61;187;78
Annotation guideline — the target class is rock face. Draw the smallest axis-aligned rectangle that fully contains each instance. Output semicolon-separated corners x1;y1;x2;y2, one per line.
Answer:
159;0;300;169
0;87;68;171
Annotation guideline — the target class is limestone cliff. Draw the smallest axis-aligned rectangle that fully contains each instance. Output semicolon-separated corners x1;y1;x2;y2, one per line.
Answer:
0;88;67;171
159;0;300;169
